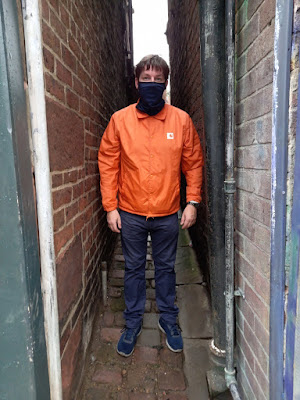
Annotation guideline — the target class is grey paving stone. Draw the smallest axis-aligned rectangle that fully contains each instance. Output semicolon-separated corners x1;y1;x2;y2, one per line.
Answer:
177;284;213;339
143;313;159;329
137;328;161;347
175;249;203;284
177;224;191;246
183;338;210;400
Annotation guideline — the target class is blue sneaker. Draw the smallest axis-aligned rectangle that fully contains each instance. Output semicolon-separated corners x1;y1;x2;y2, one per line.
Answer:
158;318;183;352
117;325;142;357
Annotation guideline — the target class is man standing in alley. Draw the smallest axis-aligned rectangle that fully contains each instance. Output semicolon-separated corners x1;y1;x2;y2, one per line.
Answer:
98;55;204;357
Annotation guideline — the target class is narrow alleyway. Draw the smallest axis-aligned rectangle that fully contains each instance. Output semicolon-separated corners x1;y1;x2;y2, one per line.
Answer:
78;214;215;399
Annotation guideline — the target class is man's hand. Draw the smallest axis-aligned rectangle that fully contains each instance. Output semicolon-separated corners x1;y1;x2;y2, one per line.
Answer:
180;204;197;229
107;209;122;233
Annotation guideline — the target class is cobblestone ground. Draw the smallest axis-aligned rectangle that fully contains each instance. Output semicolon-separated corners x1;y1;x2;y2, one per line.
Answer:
78;221;212;400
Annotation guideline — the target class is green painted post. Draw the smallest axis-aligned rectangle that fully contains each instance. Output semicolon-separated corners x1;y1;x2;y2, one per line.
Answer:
0;1;50;399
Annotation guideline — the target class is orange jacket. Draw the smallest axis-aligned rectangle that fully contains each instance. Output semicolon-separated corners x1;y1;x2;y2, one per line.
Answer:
98;103;204;217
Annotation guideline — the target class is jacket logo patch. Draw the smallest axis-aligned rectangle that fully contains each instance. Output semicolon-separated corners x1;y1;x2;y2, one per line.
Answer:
167;132;174;139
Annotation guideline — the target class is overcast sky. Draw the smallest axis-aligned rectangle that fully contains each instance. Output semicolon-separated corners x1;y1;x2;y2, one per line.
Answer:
132;0;169;66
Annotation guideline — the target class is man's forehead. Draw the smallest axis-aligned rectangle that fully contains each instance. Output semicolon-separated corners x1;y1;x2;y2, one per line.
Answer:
141;66;164;75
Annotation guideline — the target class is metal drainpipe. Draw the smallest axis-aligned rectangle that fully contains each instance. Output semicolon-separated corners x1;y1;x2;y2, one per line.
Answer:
224;0;241;398
21;0;63;399
199;0;227;356
269;0;293;398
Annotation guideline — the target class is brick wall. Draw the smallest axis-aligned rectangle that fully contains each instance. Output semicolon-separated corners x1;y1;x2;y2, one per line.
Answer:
235;1;276;398
41;0;132;398
166;0;209;280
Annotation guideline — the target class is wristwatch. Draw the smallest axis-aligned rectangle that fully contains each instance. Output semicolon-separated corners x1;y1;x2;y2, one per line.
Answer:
187;201;200;209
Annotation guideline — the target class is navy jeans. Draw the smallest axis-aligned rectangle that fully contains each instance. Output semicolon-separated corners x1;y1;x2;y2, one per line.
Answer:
119;210;179;328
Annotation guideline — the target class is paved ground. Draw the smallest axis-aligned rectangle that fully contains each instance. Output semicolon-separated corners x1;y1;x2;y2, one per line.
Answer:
78;216;217;400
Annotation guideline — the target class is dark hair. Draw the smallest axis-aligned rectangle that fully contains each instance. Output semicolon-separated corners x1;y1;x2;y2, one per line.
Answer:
135;55;169;81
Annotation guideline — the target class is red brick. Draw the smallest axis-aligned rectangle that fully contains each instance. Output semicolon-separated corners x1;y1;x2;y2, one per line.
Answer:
52;172;63;188
129;394;156;400
253;223;270;253
254;272;270;304
72;3;84;31
65;201;79;222
236;211;255;241
100;327;121;343
92;367;122;385
64;170;78;184
244;284;269;328
78;63;92;89
73;181;84;199
244;358;266;400
127;366;156;392
41;0;49;21
244;322;268;373
80;98;92;118
60;323;71;355
133;347;158;364
254;317;269;351
45;73;65;102
50;8;67;42
68;35;81;60
66;88;79;111
56;59;72;87
237;327;255;372
53;208;65;232
79;195;89;212
103;311;114;327
62;43;76;70
244;240;270;277
48;0;58;9
52;187;72;209
117;393;129;400
60;4;70;29
237;296;255;328
74;213;86;233
46;98;84;171
61;318;82;399
158;371;186;391
236;251;255;284
42;21;61;56
43;46;54;72
254;359;269;396
162;394;188;400
54;223;73;254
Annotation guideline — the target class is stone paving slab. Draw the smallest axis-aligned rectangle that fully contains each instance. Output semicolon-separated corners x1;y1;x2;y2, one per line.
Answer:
177;284;213;339
183;339;211;400
175;226;204;285
175;249;203;285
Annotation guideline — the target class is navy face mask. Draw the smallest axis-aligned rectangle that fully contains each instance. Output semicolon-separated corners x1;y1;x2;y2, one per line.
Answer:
136;82;166;116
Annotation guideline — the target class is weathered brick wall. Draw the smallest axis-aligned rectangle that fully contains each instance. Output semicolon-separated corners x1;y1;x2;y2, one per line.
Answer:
166;0;209;280
41;0;131;398
235;1;276;398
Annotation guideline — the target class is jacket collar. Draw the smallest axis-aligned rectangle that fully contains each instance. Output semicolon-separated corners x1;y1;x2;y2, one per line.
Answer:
135;102;167;120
